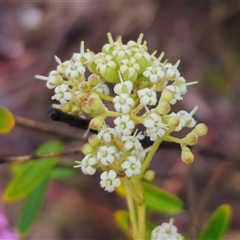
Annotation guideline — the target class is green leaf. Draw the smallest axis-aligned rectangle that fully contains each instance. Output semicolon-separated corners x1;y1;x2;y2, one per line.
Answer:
143;182;183;215
18;174;50;236
146;221;155;240
114;210;130;238
0;106;15;134
50;166;77;180
3;140;64;202
114;210;155;239
198;204;232;240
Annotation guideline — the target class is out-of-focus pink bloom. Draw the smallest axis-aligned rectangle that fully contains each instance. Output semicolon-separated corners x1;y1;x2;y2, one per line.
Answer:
0;212;19;240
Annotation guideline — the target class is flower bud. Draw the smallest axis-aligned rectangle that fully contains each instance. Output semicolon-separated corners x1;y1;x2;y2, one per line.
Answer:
89;117;104;130
134;52;151;74
143;170;155;182
193;123;208;137
161;89;174;102
71;105;82;114
88;134;101;147
60;103;71;113
181;147;194;164
79;81;90;92
82;101;92;114
168;116;180;128
87;92;103;111
81;143;94;155
87;74;101;87
184;132;198;145
156;102;170;115
76;92;88;103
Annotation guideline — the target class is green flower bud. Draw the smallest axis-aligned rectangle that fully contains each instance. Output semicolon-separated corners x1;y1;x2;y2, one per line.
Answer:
88;134;101;148
82;101;92;114
89;117;104;130
156;101;170;115
184;132;198;145
143;170;155;182
71;105;82;114
79;81;90;92
161;89;174;102
181;147;194;164
87;74;101;87
168;116;180;128
81;143;94;155
60;103;71;113
87;92;103;111
134;52;151;74
193;123;208;137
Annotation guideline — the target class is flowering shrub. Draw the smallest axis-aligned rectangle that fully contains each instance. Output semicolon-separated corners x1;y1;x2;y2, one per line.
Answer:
36;33;208;239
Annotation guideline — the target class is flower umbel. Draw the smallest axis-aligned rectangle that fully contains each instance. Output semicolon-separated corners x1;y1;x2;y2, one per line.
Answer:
37;32;208;240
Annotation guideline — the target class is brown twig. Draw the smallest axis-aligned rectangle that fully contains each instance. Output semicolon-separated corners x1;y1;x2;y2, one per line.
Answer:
0;147;82;164
15;115;86;141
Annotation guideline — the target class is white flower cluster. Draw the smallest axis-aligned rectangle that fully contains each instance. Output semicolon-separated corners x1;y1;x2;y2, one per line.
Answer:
37;33;207;192
151;219;183;240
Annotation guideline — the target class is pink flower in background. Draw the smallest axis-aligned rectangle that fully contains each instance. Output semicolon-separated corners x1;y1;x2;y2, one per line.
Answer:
0;212;19;240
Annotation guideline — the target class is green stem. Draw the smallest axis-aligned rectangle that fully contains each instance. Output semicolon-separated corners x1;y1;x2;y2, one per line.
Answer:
164;135;181;144
137;202;146;239
92;91;113;102
140;137;163;178
123;177;138;238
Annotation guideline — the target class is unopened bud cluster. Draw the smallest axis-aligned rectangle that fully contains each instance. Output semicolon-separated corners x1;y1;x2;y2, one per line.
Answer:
36;33;207;192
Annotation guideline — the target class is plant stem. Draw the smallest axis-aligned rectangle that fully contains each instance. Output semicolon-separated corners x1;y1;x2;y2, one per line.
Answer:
137;202;146;239
123;177;138;238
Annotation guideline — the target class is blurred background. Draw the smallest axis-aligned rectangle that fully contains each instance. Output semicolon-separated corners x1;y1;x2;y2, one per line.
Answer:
1;1;240;239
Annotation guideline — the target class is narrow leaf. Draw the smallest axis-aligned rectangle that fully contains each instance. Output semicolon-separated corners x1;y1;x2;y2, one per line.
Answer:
198;204;232;240
0;106;15;134
50;166;77;180
18;174;50;236
3;141;64;202
143;182;183;214
114;210;130;238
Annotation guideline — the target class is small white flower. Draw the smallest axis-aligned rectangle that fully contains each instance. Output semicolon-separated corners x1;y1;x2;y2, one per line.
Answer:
113;93;134;113
52;84;72;104
93;82;110;95
143;65;165;83
131;149;146;162
114;80;133;95
121;156;142;177
54;56;70;74
164;63;180;80
114;115;135;136
143;112;168;141
74;154;98;175
35;70;63;89
121;135;142;151
72;41;93;66
151;219;183;240
119;58;140;79
97;146;117;165
100;170;121;192
65;61;86;78
170;108;197;132
137;88;157;106
166;85;182;104
112;44;131;60
95;54;116;75
97;127;116;143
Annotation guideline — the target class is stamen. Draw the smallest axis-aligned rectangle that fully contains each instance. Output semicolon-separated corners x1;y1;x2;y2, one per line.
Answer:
190;106;198;116
35;75;48;81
